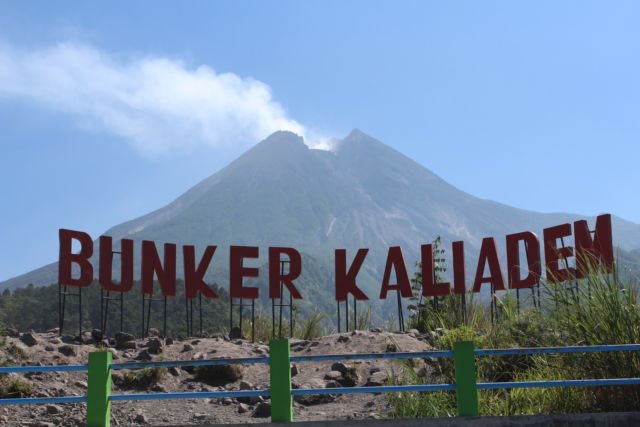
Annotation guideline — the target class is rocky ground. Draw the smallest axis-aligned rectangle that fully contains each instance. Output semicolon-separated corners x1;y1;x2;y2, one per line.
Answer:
0;328;441;426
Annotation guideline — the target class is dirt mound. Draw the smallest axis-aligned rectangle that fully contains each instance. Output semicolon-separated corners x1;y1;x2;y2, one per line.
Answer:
0;329;436;426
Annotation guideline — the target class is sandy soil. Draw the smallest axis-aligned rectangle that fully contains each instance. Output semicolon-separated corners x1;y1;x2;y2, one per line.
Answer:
0;328;439;426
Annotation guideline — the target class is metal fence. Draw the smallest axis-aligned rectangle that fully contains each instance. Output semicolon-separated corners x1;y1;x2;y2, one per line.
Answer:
1;340;640;426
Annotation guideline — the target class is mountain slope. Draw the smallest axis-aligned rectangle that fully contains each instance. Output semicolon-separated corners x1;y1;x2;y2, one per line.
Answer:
2;129;640;292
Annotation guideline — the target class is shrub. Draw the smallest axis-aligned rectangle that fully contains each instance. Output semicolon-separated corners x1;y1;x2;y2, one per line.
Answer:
387;362;456;418
389;268;640;417
295;311;328;340
7;344;27;361
0;377;33;398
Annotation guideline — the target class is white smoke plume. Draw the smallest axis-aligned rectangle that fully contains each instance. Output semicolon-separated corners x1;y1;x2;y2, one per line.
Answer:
0;40;308;154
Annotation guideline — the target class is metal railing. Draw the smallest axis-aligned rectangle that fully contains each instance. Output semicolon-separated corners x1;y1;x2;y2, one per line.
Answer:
1;340;640;426
0;363;88;406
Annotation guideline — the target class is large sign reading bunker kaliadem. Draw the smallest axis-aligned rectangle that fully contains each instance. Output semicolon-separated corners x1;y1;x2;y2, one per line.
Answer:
58;214;614;302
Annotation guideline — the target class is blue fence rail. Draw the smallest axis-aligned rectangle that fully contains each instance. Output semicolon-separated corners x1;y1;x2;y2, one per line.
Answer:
0;340;639;426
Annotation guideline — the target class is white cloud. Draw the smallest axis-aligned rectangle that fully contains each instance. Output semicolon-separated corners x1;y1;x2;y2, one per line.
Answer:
0;41;307;154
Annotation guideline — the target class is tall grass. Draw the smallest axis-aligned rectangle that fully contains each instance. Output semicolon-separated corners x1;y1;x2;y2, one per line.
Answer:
389;269;640;417
239;309;329;342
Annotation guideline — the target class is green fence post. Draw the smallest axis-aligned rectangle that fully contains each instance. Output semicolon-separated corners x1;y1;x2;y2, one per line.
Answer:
270;338;292;423
453;341;479;417
87;351;112;427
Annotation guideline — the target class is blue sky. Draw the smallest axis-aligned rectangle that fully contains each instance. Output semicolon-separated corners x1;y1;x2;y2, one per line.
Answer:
0;1;638;281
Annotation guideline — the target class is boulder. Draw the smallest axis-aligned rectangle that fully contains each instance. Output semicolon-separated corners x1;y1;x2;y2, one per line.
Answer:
134;413;147;424
324;370;342;380
252;402;271;418
338;366;359;387
115;332;135;344
146;337;163;354
60;335;75;344
20;332;38;347
229;327;244;339
331;362;349;374
135;350;152;361
366;371;388;386
45;404;63;414
58;345;76;357
117;341;137;350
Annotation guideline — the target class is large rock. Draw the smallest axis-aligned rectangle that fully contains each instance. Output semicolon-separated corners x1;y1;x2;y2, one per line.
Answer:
58;345;77;357
146;337;163;354
117;341;137;350
337;335;350;344
324;370;342;380
81;331;96;344
135;350;152;361
331;362;349;374
134;413;147;424
229;327;244;339
293;379;335;405
366;371;388;386
238;381;262;404
115;332;135;344
194;364;243;385
20;332;38;347
252;402;271;418
60;335;75;344
338;366;359;387
46;404;63;414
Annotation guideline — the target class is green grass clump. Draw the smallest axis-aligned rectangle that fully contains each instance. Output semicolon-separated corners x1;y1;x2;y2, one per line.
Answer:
240;309;330;342
0;377;33;398
6;344;27;361
387;362;456;418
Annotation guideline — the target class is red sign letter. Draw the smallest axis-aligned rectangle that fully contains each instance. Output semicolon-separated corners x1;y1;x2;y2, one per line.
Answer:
452;241;466;295
141;241;177;297
543;223;575;283
183;245;219;299
269;247;302;299
421;244;451;297
574;214;614;277
99;236;134;293
472;237;505;293
335;249;369;302
58;229;93;288
229;246;259;299
380;247;413;299
506;231;541;289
